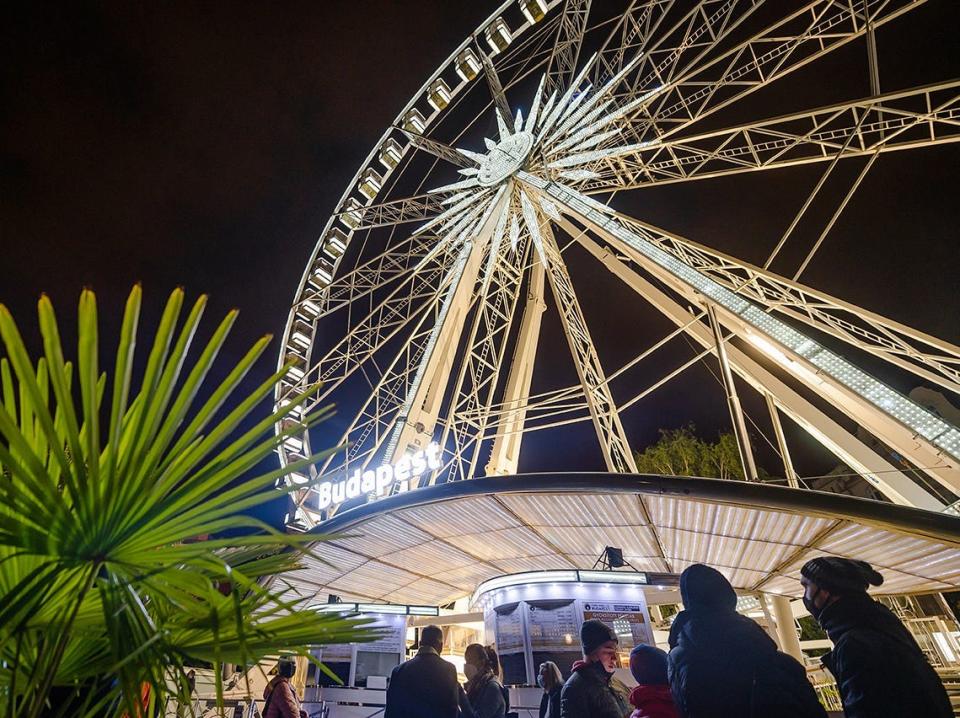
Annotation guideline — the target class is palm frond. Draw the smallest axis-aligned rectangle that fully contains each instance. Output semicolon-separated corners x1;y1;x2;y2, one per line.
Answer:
0;287;377;717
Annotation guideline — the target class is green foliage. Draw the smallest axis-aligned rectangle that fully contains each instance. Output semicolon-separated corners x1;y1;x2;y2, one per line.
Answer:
0;287;376;717
634;424;745;480
797;615;827;642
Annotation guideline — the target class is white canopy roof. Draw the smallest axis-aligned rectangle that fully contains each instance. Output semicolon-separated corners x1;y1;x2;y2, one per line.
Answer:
279;474;960;607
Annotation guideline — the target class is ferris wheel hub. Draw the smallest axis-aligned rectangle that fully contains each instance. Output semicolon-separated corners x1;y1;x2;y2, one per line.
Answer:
477;131;534;187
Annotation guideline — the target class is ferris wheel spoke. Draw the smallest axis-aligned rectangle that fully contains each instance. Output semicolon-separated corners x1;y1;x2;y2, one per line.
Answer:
478;49;515;127
588;0;675;85
398;128;476;169
302;231;446;322
311;298;452;500
543;0;592;96
579;80;960;190
291;244;464;410
339;192;448;231
618;0;927;147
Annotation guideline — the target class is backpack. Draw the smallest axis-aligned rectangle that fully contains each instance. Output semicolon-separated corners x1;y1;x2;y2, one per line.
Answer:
750;652;826;718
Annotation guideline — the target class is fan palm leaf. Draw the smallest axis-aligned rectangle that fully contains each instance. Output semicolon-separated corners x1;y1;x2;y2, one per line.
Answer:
0;287;377;717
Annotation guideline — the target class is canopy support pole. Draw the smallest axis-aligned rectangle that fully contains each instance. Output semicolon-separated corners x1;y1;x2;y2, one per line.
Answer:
772;594;804;661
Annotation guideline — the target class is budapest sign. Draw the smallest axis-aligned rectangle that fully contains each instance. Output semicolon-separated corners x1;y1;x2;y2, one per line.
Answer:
316;442;442;511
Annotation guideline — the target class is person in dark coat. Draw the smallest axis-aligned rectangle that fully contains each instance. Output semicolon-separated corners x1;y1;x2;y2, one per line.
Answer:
461;643;507;718
627;645;678;718
667;563;826;718
537;661;562;718
800;556;952;718
560;618;631;718
385;625;459;718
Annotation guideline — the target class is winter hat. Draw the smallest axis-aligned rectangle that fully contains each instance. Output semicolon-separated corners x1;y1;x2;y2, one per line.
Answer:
679;563;737;613
629;644;668;685
800;557;883;595
580;618;618;655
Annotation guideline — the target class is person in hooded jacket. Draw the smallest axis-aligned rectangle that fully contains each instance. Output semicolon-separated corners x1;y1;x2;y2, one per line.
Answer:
800;556;952;718
627;645;678;718
263;656;307;718
560;618;631;718
667;563;826;718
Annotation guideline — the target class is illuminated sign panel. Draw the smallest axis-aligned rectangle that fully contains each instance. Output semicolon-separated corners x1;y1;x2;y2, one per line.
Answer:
316;442;442;511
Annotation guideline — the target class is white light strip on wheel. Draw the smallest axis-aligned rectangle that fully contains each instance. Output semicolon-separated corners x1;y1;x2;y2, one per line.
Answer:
518;171;960;463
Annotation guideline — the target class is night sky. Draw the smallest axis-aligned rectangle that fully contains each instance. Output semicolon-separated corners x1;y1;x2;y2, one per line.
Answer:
2;1;959;525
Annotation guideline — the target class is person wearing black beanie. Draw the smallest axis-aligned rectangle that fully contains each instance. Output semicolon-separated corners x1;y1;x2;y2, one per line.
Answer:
667;564;826;718
799;557;952;717
559;619;629;718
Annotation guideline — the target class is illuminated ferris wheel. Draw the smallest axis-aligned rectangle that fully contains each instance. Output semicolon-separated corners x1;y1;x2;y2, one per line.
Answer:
276;0;960;529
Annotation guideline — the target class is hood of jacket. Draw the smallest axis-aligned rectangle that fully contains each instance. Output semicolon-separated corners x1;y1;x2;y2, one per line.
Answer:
668;608;777;660
629;684;678;718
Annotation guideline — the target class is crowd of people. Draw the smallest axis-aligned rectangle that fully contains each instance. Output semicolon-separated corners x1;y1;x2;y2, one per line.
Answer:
381;557;953;718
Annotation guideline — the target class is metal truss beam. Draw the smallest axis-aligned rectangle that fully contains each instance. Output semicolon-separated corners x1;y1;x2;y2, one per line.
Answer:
707;303;760;481
589;0;675;86
399;128;475;168
766;392;799;489
342;193;447;231
544;0;592;96
530;176;960;501
612;212;960;395
564;216;945;510
604;0;764;102
581;81;960;189
285;242;459;413
617;0;927;145
539;218;637;474
302;233;439;319
479;51;515;127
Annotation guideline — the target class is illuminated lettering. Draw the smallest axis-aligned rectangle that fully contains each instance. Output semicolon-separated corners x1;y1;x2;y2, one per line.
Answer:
315;442;443;511
360;470;376;493
317;482;331;508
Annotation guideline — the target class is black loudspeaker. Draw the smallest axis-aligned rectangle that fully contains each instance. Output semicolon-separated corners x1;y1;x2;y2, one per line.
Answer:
605;546;626;568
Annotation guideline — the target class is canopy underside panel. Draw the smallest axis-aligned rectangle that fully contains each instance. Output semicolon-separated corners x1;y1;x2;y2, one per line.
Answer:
277;475;960;606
